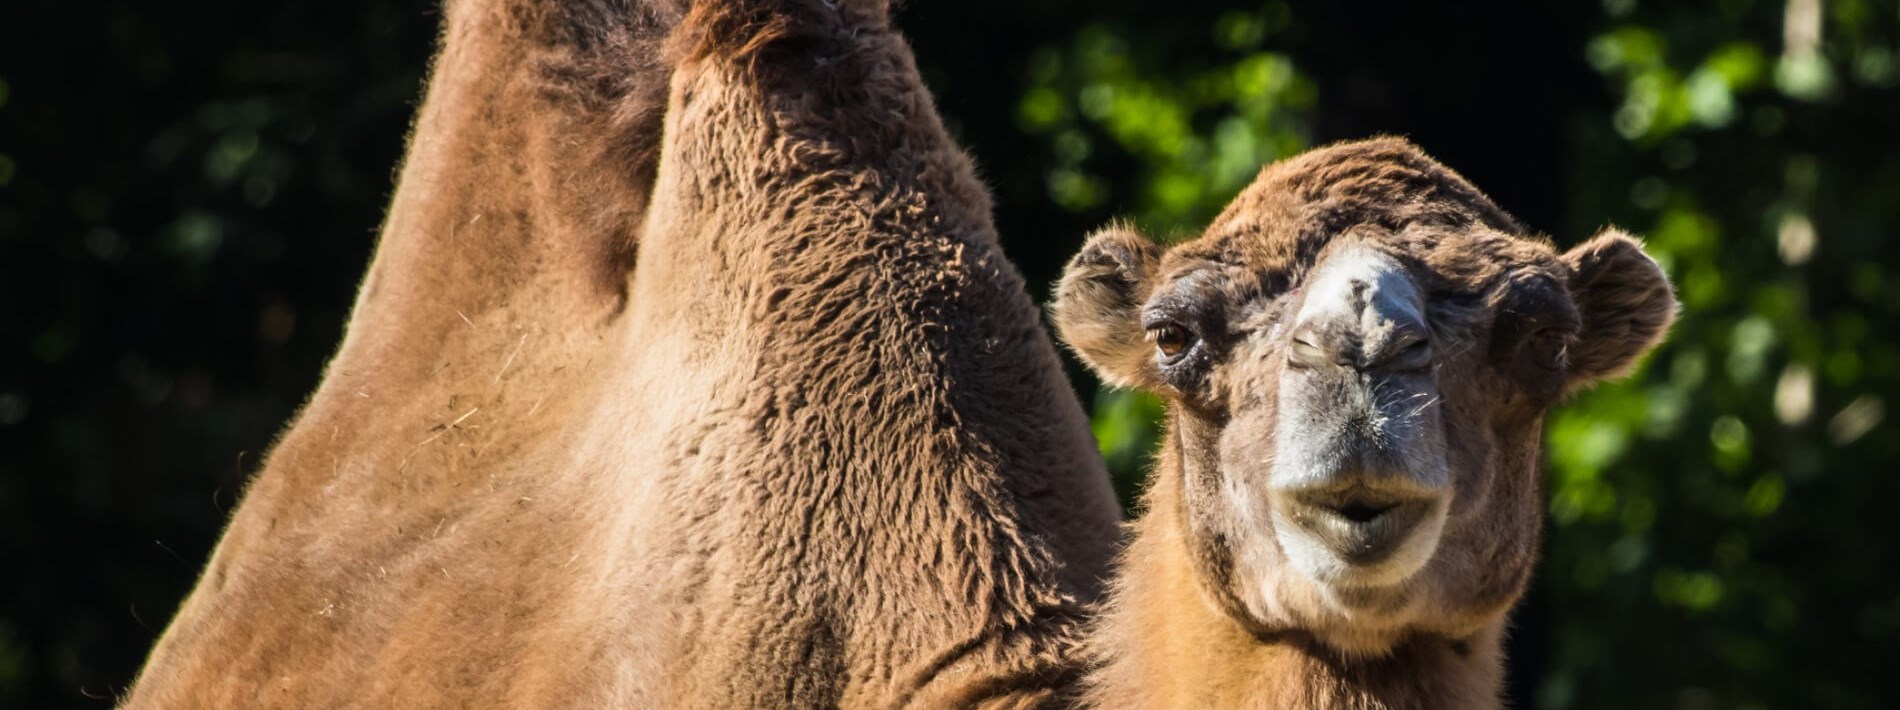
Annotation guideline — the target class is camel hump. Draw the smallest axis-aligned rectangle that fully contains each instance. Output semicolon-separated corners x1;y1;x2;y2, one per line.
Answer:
666;0;894;68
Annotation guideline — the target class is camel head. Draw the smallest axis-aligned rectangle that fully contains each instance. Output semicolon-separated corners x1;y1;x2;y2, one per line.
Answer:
1052;138;1676;656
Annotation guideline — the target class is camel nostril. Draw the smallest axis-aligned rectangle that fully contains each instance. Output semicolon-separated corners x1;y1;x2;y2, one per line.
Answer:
1288;335;1332;369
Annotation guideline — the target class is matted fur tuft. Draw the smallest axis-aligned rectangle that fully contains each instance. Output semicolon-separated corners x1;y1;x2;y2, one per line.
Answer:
664;0;891;69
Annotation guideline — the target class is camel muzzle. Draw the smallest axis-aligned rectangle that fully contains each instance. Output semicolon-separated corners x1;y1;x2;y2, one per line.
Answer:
1265;443;1452;588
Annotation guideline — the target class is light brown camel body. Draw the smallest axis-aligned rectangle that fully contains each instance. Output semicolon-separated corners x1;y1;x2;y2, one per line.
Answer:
1054;138;1678;709
124;1;1121;707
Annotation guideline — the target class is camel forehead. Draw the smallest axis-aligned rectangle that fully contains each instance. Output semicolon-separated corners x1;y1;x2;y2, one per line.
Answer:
1162;138;1542;288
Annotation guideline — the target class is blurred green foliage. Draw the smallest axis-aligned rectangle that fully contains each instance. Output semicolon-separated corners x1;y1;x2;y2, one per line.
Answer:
3;0;1897;708
1538;1;1900;706
1014;15;1311;225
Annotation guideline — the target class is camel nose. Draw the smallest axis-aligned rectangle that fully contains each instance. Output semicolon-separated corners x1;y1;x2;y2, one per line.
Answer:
1285;246;1431;373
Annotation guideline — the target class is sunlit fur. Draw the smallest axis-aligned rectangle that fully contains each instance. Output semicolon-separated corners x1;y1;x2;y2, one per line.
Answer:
123;1;1123;707
1053;138;1677;709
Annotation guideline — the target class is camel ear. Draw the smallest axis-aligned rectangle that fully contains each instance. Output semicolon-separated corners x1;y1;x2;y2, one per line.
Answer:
1052;226;1164;389
1560;228;1678;384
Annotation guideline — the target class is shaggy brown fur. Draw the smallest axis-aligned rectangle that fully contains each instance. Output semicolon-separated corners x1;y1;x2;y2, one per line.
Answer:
1052;138;1676;709
122;0;1121;707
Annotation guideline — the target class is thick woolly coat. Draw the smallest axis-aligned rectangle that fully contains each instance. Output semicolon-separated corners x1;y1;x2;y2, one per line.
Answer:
123;1;1121;707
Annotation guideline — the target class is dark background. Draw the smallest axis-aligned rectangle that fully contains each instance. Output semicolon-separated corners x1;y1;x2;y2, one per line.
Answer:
3;0;1897;707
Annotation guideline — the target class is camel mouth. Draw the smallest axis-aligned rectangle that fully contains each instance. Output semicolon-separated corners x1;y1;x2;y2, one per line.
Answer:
1331;500;1398;524
1301;495;1429;564
1272;483;1447;585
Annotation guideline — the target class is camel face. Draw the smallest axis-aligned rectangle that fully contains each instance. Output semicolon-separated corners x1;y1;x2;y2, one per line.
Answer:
1133;227;1580;655
1055;138;1677;657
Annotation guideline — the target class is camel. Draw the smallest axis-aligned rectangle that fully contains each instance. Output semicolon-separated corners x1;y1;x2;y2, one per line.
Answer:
1051;138;1677;709
123;0;1122;706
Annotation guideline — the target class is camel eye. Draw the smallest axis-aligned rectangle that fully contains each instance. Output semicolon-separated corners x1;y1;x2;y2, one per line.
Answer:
1151;323;1193;359
1392;337;1433;371
1530;329;1568;371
